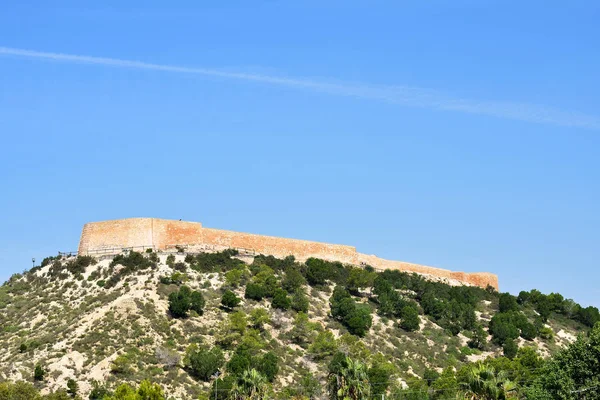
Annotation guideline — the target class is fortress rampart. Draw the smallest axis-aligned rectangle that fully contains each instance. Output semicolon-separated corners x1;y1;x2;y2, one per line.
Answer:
78;218;498;290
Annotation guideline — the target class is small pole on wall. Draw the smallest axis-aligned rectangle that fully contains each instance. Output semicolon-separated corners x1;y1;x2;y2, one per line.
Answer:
32;258;35;270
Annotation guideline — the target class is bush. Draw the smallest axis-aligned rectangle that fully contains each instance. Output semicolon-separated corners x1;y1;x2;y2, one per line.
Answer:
399;305;420;332
89;381;112;400
245;283;267;301
227;347;252;376
468;324;488;350
186;346;224;381
282;268;306;293
539;327;554;340
65;256;96;274
503;339;518;359
520;322;537;341
189;249;239;273
169;286;191;318
345;304;373;336
210;375;236;400
271;288;291;310
489;312;525;345
309;330;338;359
34;363;45;381
291;289;309;313
66;379;78;397
305;258;333;286
168;286;204;318
250;308;270;330
330;286;372;337
190;291;206;315
258;352;279;382
111;355;133;375
499;293;519;313
221;290;241;309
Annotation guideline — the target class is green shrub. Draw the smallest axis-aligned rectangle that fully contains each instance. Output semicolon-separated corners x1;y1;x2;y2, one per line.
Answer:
245;283;266;301
309;330;338;359
168;286;205;318
503;339;518;359
282;268;306;293
186;346;224;381
399;305;420;332
291;288;309;313
34;363;45;381
271;288;291;310
221;290;241;309
257;352;279;382
330;286;372;337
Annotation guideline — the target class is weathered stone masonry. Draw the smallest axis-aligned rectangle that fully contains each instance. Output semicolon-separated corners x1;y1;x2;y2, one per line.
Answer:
78;218;499;290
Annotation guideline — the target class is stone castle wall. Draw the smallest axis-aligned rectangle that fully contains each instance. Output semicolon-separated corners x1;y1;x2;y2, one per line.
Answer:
78;218;499;290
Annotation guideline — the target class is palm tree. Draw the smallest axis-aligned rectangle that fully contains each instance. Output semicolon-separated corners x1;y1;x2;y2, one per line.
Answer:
231;368;269;400
460;363;517;400
328;356;371;400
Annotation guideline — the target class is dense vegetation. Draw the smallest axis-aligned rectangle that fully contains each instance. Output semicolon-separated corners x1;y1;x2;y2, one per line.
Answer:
0;249;597;399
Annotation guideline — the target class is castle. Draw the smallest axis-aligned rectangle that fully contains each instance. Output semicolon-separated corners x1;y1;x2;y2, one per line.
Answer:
78;218;499;290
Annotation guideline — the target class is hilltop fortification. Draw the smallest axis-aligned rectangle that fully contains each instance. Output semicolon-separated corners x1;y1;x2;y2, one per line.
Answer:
78;218;498;290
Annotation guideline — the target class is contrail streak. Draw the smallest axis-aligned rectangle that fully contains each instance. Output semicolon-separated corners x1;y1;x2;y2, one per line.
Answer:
1;46;598;130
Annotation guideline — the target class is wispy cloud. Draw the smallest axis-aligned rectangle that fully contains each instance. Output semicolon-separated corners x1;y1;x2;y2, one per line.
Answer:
1;46;598;130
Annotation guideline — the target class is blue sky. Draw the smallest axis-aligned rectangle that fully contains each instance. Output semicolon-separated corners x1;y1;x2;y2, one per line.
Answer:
1;1;599;306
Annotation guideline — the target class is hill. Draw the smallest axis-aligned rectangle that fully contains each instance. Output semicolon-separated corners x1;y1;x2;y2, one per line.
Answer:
0;249;597;399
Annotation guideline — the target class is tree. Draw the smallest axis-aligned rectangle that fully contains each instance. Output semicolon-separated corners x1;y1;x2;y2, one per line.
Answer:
327;355;371;400
209;375;236;400
227;347;253;376
399;305;420;332
186;346;225;381
499;293;519;313
271;288;291;310
168;286;204;318
0;381;41;400
258;352;279;382
308;330;338;359
222;290;241;309
489;313;520;345
345;305;372;337
231;369;270;400
282;268;306;293
503;340;518;360
517;290;531;305
211;376;236;400
34;363;45;381
346;268;375;294
431;367;459;399
169;288;190;318
245;283;267;301
520;322;537;341
189;290;206;315
66;379;78;398
290;312;314;346
468;324;488;350
459;363;517;400
291;288;309;313
42;391;70;400
89;381;112;400
305;258;332;286
368;362;393;397
249;308;270;330
330;286;372;337
104;380;165;400
529;322;600;399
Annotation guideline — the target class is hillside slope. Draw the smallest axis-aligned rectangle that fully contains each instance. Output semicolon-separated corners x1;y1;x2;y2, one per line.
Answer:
0;249;593;399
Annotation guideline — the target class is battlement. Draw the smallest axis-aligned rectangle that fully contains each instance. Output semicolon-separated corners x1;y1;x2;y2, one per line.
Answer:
78;218;499;290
